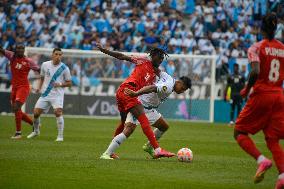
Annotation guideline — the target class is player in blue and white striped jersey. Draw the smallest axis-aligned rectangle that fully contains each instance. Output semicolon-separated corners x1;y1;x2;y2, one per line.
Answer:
27;48;72;141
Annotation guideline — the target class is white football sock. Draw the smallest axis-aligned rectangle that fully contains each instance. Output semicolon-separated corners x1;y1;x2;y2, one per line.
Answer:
279;173;284;179
105;133;127;155
147;128;164;146
33;117;40;133
257;155;266;164
56;116;64;138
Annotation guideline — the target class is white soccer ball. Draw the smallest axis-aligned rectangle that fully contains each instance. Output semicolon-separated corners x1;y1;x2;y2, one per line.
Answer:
177;147;193;162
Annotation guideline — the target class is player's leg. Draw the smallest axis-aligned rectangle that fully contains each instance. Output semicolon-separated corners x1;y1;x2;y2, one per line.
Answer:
11;100;24;139
113;112;127;137
27;97;49;139
143;110;169;157
54;108;64;142
229;98;236;125
130;104;175;158
234;94;273;183
101;121;137;160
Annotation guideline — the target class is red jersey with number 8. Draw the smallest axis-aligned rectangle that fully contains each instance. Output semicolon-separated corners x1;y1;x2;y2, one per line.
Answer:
4;50;39;87
248;39;284;93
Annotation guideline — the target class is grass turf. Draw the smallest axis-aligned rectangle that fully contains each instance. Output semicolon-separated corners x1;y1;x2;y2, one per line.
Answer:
0;115;278;189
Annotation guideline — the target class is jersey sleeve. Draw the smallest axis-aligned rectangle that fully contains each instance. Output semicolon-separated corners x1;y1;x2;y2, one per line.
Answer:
130;55;149;65
27;58;40;71
247;43;261;63
63;67;71;81
4;50;14;61
40;63;45;77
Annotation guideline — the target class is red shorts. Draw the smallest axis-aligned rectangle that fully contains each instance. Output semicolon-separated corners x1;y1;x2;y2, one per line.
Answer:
10;86;30;104
235;92;284;139
116;83;141;113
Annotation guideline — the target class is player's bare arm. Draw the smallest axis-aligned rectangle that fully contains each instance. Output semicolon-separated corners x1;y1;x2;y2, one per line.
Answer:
0;46;4;55
124;85;157;97
34;76;45;93
240;61;260;98
95;43;132;62
53;80;72;88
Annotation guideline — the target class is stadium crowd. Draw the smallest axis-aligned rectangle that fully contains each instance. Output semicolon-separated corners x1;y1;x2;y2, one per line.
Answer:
0;0;283;85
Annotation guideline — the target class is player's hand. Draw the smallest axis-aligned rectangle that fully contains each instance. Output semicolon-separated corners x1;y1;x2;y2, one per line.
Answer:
94;42;103;50
240;87;249;98
34;88;40;94
53;82;62;88
124;88;138;97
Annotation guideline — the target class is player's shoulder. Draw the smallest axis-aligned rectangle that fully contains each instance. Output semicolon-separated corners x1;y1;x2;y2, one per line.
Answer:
42;60;51;66
160;71;173;81
131;55;151;64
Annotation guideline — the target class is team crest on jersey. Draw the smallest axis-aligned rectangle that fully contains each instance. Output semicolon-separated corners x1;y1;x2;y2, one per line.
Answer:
145;72;150;81
162;86;167;92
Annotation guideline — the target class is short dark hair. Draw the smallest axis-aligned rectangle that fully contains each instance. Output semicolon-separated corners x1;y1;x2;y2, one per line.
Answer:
53;48;62;53
149;47;169;59
179;76;192;89
261;13;277;40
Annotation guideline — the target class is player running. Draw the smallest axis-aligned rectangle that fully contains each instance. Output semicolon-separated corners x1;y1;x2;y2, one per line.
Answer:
234;13;284;189
96;43;175;159
27;48;72;142
100;71;191;159
0;45;39;139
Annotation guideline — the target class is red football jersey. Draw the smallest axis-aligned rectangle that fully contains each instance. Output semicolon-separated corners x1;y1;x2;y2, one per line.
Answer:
248;39;284;93
4;50;39;87
122;56;157;90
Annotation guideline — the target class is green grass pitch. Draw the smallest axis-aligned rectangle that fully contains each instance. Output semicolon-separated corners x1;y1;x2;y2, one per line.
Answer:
0;115;279;189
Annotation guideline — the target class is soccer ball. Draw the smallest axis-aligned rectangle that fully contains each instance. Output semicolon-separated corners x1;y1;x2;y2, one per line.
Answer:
177;148;193;162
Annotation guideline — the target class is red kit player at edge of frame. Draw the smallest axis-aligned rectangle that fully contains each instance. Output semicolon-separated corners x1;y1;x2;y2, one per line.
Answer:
233;13;284;189
0;44;40;139
95;42;175;159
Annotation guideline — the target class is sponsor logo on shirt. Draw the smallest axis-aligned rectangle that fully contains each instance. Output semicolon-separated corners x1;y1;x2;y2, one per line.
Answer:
162;86;167;92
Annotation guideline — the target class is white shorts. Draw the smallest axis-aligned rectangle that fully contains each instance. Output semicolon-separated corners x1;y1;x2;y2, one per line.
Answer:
35;96;64;113
125;108;162;125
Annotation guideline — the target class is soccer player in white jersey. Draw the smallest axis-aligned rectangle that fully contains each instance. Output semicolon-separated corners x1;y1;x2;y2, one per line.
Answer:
27;48;72;141
100;72;191;159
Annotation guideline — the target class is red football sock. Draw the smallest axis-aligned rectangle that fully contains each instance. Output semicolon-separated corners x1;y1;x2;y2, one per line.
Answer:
266;138;284;174
113;121;125;137
21;112;33;125
15;110;23;132
137;113;159;149
236;134;261;160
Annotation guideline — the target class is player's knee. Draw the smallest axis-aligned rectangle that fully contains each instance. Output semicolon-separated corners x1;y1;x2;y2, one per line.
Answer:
123;124;136;137
234;129;247;140
54;109;63;117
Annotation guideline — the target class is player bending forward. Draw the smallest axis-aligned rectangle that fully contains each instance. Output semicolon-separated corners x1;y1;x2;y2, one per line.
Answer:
27;48;72;141
96;43;175;159
100;71;191;159
0;45;39;139
234;13;284;189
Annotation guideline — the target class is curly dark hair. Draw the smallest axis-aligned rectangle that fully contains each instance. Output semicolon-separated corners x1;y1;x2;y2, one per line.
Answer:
261;13;278;40
149;47;169;60
179;76;192;89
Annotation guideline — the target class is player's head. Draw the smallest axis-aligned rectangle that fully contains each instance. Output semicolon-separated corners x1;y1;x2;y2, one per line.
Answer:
149;47;169;68
52;48;63;65
261;13;277;40
233;63;239;74
14;44;25;58
174;76;192;94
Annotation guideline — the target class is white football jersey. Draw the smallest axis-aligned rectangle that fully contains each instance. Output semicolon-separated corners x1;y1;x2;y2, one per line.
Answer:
40;61;71;98
139;71;175;108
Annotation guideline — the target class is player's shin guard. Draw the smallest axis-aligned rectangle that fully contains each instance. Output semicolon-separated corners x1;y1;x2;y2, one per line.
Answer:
113;121;125;137
15;110;23;132
266;138;284;174
137;114;159;149
236;134;261;160
147;128;164;146
56;116;64;138
105;133;127;155
33;117;40;133
21;112;33;125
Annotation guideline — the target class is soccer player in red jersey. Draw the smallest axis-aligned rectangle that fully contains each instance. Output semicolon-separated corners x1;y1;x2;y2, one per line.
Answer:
95;43;175;159
234;13;284;188
0;45;40;139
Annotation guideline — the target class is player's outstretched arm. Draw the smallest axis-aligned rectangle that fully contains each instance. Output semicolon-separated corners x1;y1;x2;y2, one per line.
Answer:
53;80;72;88
240;61;259;98
95;43;132;62
124;85;157;97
